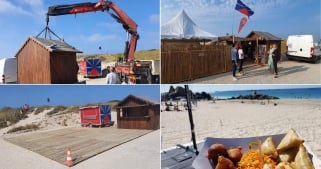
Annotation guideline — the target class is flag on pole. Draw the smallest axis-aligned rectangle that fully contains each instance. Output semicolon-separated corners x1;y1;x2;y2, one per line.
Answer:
235;0;254;18
238;17;248;33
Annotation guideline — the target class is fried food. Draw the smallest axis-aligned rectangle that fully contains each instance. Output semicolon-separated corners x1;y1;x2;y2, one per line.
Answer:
261;136;278;159
292;144;314;169
227;146;242;163
215;156;236;169
277;128;304;152
208;143;228;165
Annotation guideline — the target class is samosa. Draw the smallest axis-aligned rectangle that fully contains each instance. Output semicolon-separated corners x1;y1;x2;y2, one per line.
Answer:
275;162;293;169
278;146;299;162
261;136;278;159
292;144;314;169
277;129;304;152
215;156;236;169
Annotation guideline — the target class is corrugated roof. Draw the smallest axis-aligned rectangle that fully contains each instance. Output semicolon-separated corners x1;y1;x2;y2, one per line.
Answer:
32;37;82;53
246;31;281;41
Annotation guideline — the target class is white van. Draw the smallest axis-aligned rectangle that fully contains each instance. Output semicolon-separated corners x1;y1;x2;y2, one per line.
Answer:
0;58;17;84
286;35;321;63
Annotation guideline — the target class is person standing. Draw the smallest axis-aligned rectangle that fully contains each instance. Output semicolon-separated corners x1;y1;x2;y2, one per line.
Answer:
231;43;239;81
267;44;274;73
259;45;266;66
238;45;245;76
272;44;279;78
106;67;120;84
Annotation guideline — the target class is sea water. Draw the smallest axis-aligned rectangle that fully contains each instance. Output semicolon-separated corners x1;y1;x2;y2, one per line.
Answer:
211;88;321;99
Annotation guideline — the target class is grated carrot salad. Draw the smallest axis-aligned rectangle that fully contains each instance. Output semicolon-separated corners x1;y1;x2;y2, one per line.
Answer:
238;149;276;169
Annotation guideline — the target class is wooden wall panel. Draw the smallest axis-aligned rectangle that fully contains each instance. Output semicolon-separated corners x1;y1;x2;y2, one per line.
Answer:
50;52;78;84
161;41;232;83
17;39;51;84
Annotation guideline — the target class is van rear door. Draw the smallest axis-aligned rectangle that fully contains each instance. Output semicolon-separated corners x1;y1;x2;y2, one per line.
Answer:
287;35;313;58
4;58;17;83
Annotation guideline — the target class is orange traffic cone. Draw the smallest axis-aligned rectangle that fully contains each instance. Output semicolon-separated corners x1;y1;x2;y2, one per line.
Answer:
64;147;74;167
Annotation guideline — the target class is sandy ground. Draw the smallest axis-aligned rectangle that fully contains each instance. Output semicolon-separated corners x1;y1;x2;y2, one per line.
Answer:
180;60;321;84
161;99;321;159
0;109;160;169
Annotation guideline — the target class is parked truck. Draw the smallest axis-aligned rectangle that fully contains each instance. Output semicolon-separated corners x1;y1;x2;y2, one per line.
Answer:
286;35;321;63
78;58;102;78
46;0;160;84
79;105;114;127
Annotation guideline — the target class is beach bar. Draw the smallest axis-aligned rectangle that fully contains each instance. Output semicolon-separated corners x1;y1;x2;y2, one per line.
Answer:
245;31;282;64
115;95;160;130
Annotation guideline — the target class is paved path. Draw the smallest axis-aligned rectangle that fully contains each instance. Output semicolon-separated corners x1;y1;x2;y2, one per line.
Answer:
180;60;321;84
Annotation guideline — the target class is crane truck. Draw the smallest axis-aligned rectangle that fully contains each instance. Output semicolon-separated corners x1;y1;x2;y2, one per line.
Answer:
45;0;159;84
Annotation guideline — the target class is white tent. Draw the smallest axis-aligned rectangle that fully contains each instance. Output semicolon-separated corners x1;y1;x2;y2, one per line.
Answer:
161;10;218;40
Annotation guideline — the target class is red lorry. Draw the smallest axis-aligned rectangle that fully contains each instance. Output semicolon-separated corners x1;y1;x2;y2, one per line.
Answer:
79;105;113;127
78;58;102;78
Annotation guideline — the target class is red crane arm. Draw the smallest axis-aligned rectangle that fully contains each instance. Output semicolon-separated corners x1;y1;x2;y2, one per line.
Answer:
47;0;138;61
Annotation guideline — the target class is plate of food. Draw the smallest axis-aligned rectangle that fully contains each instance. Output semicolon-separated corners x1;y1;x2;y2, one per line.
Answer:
192;129;321;169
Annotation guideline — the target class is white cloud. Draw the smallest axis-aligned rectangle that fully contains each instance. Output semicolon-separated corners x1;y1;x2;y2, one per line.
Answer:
0;0;31;15
88;33;118;42
17;0;43;7
149;14;159;23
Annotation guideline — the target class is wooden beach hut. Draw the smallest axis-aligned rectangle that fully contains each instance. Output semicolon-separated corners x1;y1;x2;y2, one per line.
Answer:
15;36;81;84
245;31;282;64
115;95;160;130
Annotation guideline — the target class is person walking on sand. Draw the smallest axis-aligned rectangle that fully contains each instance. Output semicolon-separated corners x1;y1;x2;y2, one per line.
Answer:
106;67;120;84
231;43;239;81
238;45;245;76
267;44;274;73
272;44;279;78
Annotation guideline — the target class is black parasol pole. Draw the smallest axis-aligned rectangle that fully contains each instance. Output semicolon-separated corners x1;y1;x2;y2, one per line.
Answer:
184;85;199;155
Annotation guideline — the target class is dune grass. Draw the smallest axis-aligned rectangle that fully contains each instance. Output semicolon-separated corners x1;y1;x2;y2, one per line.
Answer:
7;124;40;134
77;49;159;63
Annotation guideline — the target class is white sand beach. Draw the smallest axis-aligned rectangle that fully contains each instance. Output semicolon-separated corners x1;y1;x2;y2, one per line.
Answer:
161;99;321;159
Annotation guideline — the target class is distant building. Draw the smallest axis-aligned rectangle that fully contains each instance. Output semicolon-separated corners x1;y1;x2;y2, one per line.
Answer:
115;95;160;130
15;36;82;84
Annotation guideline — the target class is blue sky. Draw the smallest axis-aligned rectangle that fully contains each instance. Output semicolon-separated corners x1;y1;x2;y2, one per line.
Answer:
0;85;160;108
0;0;159;59
160;84;321;93
161;0;320;41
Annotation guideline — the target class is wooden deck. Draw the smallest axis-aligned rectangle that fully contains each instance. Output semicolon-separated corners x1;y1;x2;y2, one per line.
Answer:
5;127;152;166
